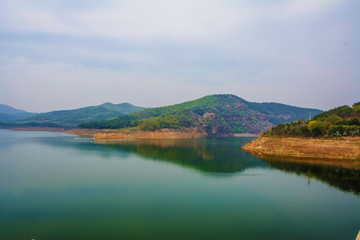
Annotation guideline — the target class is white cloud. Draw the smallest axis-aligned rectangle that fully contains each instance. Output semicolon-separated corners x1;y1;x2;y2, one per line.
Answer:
0;0;358;111
284;0;338;16
0;1;73;34
75;49;159;64
0;0;251;41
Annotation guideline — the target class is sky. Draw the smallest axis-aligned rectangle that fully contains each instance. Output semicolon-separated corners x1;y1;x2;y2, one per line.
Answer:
0;0;359;113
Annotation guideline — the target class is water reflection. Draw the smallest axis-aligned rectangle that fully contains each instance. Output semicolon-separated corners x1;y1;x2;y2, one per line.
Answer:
16;132;360;195
1;130;360;240
262;159;360;195
90;138;360;195
36;136;268;175
94;138;271;174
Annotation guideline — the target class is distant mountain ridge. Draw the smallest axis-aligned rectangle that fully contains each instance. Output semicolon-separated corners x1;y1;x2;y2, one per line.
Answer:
21;102;145;126
0;104;37;122
81;94;323;135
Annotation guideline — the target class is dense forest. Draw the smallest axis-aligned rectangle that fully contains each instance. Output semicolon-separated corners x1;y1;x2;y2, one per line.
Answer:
80;94;322;135
263;102;360;137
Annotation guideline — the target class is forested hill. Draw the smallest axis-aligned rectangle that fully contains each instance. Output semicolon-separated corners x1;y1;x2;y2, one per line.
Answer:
80;94;322;135
264;102;360;137
20;102;145;126
0;104;36;122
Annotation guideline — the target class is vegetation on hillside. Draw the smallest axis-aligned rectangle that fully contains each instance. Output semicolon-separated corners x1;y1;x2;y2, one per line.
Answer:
263;102;360;137
16;102;145;126
0;121;63;128
80;94;322;135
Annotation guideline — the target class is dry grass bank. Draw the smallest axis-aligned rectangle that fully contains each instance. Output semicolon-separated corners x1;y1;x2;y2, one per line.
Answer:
242;136;360;169
65;127;207;139
233;133;259;137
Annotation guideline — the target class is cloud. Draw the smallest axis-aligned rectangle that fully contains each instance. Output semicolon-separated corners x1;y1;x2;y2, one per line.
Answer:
283;0;337;16
0;0;251;41
0;0;341;44
0;0;359;111
0;0;73;34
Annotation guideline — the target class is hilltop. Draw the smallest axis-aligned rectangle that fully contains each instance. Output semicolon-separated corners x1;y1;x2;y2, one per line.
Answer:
0;104;36;122
80;94;322;136
1;102;145;127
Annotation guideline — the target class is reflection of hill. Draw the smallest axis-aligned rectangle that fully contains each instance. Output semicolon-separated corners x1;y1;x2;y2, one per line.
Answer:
35;134;360;195
262;159;360;195
37;136;267;174
94;138;267;174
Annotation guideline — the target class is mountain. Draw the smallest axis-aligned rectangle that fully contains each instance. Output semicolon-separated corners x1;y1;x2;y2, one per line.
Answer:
0;104;37;122
80;94;323;135
263;102;360;137
20;102;145;127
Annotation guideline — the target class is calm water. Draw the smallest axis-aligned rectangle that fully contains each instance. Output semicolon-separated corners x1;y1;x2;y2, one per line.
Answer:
0;129;359;240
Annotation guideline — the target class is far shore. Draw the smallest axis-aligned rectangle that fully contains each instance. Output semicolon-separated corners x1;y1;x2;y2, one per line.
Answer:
232;133;259;137
0;126;66;132
1;126;259;139
242;136;360;170
65;127;208;139
2;126;359;169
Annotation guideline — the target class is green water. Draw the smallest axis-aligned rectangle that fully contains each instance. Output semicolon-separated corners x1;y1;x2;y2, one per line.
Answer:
0;129;359;240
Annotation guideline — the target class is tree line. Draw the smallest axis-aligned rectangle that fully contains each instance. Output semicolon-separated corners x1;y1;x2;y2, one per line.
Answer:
263;102;360;137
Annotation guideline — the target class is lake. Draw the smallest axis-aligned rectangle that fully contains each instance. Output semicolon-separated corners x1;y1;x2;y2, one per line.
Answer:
0;129;359;240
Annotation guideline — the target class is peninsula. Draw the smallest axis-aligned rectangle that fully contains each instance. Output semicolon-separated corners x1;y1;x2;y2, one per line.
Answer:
242;102;360;169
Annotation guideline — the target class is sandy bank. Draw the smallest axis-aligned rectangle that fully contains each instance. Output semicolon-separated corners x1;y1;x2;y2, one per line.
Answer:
65;127;207;139
242;136;360;169
233;133;259;137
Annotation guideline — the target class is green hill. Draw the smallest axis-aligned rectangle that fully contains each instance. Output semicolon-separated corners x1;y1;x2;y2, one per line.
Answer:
264;102;360;137
80;94;322;135
0;104;36;122
19;102;145;127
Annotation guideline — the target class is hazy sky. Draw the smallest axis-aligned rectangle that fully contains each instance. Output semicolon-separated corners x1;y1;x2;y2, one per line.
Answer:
0;0;359;112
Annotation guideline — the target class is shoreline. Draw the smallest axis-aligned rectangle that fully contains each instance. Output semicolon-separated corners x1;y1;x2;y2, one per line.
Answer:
232;133;259;137
0;126;66;132
2;127;360;169
242;136;360;169
1;126;257;139
64;127;208;139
